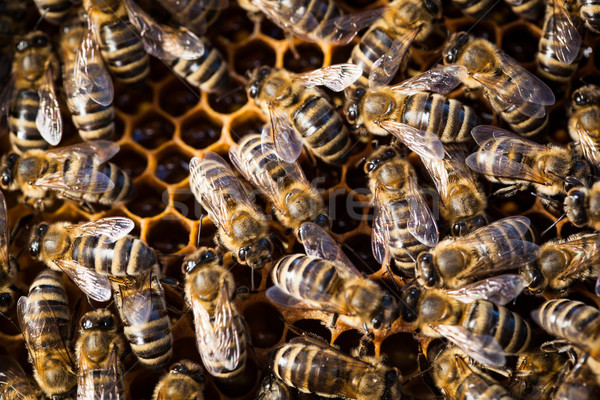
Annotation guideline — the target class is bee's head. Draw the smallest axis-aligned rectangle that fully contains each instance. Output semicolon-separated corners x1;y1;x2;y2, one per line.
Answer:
416;251;441;288
170;360;205;384
443;32;470;64
570;85;600;111
247;66;272;99
80;309;116;332
28;223;49;258
344;87;366;128
371;294;400;330
400;285;420;322
0;153;19;190
364;146;399;174
182;247;222;275
233;237;274;269
564;187;588;227
451;214;488;237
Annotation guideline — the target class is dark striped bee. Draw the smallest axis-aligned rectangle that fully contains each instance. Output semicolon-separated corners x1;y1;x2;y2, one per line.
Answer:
183;247;247;379
59;10;115;142
153;360;205;400
510;351;572;400
402;275;531;367
415;216;539;289
0;356;43;400
443;32;556;138
246;64;362;165
33;0;75;25
269;336;401;400
0;190;18;313
160;0;225;36
268;222;399;331
229;133;328;237
0;141;134;211
83;0;149;84
17;269;76;399
75;309;126;400
568;84;600;174
452;0;544;20
579;0;600;32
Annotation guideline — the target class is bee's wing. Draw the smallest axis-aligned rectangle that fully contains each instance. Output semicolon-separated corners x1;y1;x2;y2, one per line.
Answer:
123;0;205;61
434;324;506;367
369;27;421;91
422;155;450;203
294;64;363;92
0;190;8;270
46;140;121;163
263;103;303;163
78;343;121;400
423;146;477;205
36;68;62;146
546;0;582;64
298;222;360;276
378;120;445;161
391;65;468;95
190;152;255;237
192;284;245;374
317;7;386;45
118;277;153;326
552;234;600;283
33;168;116;195
265;276;349;314
0;356;38;398
371;187;393;265
406;176;438;247
575;119;600;174
65;217;134;243
445;274;527;305
54;259;112;302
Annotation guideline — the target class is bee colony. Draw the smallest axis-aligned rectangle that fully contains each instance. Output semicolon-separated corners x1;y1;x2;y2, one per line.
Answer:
1;0;600;399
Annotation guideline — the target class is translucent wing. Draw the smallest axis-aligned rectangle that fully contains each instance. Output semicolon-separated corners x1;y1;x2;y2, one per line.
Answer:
575;119;600;174
54;259;112;302
298;222;360;276
264;103;303;163
47;140;120;163
124;0;204;61
117;277;153;326
33;168;116;194
406;176;438;247
36;68;62;146
295;64;362;92
66;217;135;243
265;278;348;314
369;27;422;91
0;190;8;269
78;343;121;400
391;65;468;95
317;8;386;45
0;356;38;398
497;51;555;107
551;234;600;283
371;187;393;265
547;0;582;64
446;274;526;305
434;324;507;367
377;120;445;160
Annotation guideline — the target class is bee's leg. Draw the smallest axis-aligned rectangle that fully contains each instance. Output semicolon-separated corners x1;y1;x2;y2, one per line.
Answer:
79;201;96;214
492;185;520;198
286;33;299;59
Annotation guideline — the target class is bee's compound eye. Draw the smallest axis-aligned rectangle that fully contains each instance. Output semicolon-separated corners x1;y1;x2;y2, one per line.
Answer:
238;246;249;262
249;85;259;98
171;363;188;374
382;149;396;160
385;369;398;385
258;67;270;78
184;260;196;274
372;317;382;329
33;35;48;47
1;170;11;187
574;92;588;105
203;251;215;261
424;0;440;15
0;292;12;308
102;316;115;329
348;108;357;123
451;221;466;236
315;214;330;228
81;317;93;330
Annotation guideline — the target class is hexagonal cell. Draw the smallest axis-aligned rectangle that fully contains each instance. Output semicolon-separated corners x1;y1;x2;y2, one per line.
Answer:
380;332;419;376
260;18;285;39
114;82;153;114
149;56;172;82
180;111;222;149
333;329;374;355
453;21;496;44
343;234;380;276
158;78;200;117
126;180;167;218
212;7;254;42
207;78;248;114
147;218;190;254
283;43;324;73
331;44;354;65
301;158;342;189
328;190;363;234
132;112;175;149
502;25;539;63
287;319;332;343
155;146;191;184
234;40;276;76
111;145;147;178
230;113;266;141
128;370;162;400
172;190;204;221
243;302;285;348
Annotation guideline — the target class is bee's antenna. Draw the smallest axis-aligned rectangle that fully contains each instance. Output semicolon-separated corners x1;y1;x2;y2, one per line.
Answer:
196;214;205;248
216;85;245;103
0;309;20;332
530;192;561;207
542;213;566;237
33;9;49;30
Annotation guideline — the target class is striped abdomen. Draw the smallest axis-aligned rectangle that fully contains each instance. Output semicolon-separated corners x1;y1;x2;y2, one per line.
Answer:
277;0;344;42
473;138;529;185
8;89;48;153
70;235;158;278
80;358;125;398
347;27;395;92
204;314;247;379
27;269;70;342
398;92;477;143
168;38;229;93
34;0;73;25
292;94;351;165
451;0;497;17
455;375;515;400
470;217;533;265
535;299;600;360
504;0;544;20
460;300;532;354
488;94;548;138
162;0;220;34
579;0;600;32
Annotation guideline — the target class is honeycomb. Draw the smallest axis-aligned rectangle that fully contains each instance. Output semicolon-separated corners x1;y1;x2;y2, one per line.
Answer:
2;0;600;399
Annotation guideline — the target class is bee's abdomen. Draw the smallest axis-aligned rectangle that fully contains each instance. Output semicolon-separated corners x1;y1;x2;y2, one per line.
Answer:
35;0;72;25
451;0;497;18
27;270;70;341
580;0;600;33
169;39;229;93
387;196;429;273
8;89;47;153
61;158;133;204
348;27;395;90
204;315;247;378
489;96;548;138
98;20;149;84
505;0;544;20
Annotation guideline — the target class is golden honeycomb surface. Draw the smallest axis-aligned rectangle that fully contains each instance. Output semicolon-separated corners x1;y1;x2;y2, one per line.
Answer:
2;0;600;399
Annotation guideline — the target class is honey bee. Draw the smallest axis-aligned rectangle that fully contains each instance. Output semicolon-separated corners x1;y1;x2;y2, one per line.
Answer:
28;217;155;304
59;11;115;141
256;374;294;400
554;357;600;399
246;64;362;164
189;152;275;284
0;356;43;400
7;31;62;152
75;309;126;400
112;274;173;370
579;0;600;32
365;145;438;274
402;275;531;367
183;247;247;379
82;0;149;84
415;216;539;289
0;190;18;313
422;143;488;237
452;0;544;20
431;346;514;400
268;222;399;331
17;269;77;399
0;141;134;211
229;133;329;236
33;0;75;25
563;180;600;232
153;360;205;400
161;0;225;35
443;32;556;138
269;336;401;399
466;125;582;199
510;350;572;399
568;84;600;174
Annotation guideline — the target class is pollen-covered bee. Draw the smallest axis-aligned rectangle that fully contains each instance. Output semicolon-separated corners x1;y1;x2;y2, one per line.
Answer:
509;350;572;400
229;133;328;236
0;190;18;313
0;141;134;211
0;356;43;400
443;32;556;138
269;336;401;400
415;216;539;289
568;84;600;174
82;0;149;84
402;275;531;367
7;31;62;152
183;247;247;379
76;309;126;400
365;145;438;274
268;222;399;331
17;269;77;399
422;144;488;237
153;360;205;400
246;64;362;164
59;11;115;141
189;152;275;285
